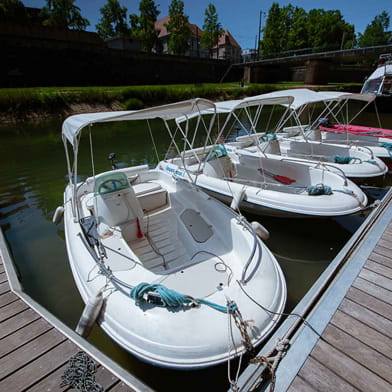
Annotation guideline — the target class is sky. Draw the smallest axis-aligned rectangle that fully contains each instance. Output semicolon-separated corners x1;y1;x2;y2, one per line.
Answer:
23;1;392;49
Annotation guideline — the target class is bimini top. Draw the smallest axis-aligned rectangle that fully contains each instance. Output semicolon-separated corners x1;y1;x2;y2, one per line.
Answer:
366;63;392;80
62;98;216;147
176;95;294;124
241;88;375;110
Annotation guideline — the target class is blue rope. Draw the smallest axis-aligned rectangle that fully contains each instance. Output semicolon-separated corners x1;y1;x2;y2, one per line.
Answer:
261;133;277;142
333;155;354;164
364;160;377;165
380;142;392;158
307;184;333;195
130;282;228;313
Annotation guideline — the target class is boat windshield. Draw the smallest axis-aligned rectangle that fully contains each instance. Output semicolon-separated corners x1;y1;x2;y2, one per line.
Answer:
94;172;130;196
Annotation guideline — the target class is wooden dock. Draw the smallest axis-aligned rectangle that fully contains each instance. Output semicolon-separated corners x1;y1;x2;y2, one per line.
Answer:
0;230;153;392
288;222;392;392
237;188;392;392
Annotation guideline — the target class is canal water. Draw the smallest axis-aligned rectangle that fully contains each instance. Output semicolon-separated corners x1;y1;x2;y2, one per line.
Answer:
0;110;391;391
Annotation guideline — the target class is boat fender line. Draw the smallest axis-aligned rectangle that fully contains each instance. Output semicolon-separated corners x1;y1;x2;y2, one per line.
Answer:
364;160;378;165
251;221;270;241
230;187;246;211
130;282;228;313
75;290;104;338
380;142;392;158
306;184;333;196
52;206;64;224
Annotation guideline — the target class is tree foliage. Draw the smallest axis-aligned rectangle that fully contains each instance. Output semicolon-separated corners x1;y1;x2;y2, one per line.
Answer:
358;11;390;47
261;3;355;55
41;0;90;30
130;0;160;52
165;0;190;55
0;0;27;22
201;3;223;57
96;0;129;39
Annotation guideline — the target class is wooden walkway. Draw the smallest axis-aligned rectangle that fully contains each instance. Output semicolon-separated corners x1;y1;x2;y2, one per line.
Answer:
287;221;392;391
0;253;144;392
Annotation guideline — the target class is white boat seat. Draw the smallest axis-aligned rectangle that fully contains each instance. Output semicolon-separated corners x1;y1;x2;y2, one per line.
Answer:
133;182;168;212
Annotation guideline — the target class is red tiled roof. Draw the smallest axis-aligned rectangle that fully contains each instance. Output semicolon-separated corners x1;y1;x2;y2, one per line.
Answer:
213;30;241;49
155;16;202;38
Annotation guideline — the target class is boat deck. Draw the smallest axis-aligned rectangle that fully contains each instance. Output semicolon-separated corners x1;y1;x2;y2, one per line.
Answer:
0;230;153;392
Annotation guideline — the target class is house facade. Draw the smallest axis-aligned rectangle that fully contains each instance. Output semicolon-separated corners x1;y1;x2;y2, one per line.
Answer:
154;17;241;61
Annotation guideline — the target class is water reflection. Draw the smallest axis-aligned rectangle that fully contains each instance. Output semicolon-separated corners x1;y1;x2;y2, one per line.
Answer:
0;110;391;391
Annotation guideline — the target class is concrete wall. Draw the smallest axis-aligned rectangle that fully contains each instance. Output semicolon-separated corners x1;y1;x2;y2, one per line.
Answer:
1;23;242;87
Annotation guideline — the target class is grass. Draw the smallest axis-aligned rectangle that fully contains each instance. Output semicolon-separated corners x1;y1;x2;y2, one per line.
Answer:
0;82;361;118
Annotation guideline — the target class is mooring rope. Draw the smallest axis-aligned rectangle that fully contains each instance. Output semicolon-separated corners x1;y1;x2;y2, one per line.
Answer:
380;142;392;158
130;282;228;312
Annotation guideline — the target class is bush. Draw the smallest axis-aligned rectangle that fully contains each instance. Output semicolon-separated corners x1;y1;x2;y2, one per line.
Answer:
123;98;144;110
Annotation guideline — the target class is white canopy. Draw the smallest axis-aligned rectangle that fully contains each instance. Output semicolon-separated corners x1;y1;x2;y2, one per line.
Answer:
62;98;216;146
366;63;392;80
176;95;294;124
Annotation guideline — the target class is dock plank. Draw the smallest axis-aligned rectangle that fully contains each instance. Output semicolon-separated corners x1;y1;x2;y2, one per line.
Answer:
322;324;392;383
25;362;70;392
368;251;392;268
0;264;4;273
0;299;29;322
0;272;7;284
0;328;66;380
345;286;392;319
330;309;392;360
95;366;121;390
0;308;41;339
0;291;18;308
365;260;392;279
377;237;392;249
296;356;358;392
0;340;79;391
358;268;392;291
108;382;137;392
0;281;10;295
339;298;392;339
0;318;53;359
311;339;391;391
352;277;392;305
373;244;391;259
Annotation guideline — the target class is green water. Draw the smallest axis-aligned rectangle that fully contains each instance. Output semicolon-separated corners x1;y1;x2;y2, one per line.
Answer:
0;111;391;391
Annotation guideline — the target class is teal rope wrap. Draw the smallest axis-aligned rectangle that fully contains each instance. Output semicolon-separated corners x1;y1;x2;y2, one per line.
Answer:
261;133;277;142
333;155;354;164
130;282;228;313
380;142;392;158
307;184;333;195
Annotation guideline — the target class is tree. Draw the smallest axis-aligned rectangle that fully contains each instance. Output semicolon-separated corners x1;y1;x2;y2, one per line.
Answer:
201;3;223;58
358;11;390;47
41;0;90;30
96;0;129;39
165;0;190;55
260;2;286;55
307;9;354;51
130;0;160;52
0;0;27;23
286;6;308;50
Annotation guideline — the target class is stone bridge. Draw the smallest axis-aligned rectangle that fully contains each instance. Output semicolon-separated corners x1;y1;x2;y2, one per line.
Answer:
235;44;392;85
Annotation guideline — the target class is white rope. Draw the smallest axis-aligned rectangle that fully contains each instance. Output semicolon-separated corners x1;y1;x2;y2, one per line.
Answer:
147;119;160;164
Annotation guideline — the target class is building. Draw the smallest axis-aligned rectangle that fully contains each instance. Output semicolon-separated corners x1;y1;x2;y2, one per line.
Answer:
242;48;257;62
212;30;242;62
154;16;209;58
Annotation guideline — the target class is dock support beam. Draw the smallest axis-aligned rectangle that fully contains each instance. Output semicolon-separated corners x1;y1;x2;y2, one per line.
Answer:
304;59;331;85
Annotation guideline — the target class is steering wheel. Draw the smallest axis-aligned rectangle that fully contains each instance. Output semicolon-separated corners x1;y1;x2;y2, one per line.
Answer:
98;179;124;194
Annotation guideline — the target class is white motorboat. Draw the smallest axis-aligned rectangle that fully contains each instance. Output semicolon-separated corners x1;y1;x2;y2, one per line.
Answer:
361;53;392;112
164;96;368;218
220;90;388;183
59;99;287;369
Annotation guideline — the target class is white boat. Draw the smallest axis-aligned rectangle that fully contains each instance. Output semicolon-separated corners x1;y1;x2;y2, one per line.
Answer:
223;89;388;183
273;88;392;169
361;53;392;112
59;99;287;369
164;96;368;218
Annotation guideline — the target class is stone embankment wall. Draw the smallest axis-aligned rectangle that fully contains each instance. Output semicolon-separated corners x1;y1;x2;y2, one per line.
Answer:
1;23;241;87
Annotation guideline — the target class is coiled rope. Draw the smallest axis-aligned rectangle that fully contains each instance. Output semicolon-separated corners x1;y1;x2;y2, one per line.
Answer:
130;282;228;313
306;183;333;195
333;155;354;164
